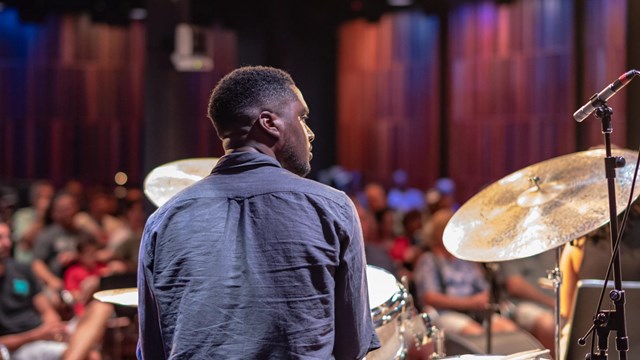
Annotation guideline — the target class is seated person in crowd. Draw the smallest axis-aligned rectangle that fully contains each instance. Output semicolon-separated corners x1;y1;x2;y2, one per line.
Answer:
32;191;85;294
387;169;425;213
501;249;556;357
389;209;424;269
0;220;101;360
110;199;145;273
12;180;54;264
63;234;110;316
560;200;640;321
355;200;398;277
413;209;517;335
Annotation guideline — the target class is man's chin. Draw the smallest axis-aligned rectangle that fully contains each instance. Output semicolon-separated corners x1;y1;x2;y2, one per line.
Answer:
288;163;311;177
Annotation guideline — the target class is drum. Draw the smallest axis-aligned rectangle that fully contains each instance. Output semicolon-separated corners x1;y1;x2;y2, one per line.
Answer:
365;265;436;360
437;357;502;359
437;348;551;359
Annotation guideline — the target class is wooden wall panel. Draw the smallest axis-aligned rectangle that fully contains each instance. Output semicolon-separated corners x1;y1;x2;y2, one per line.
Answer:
337;11;441;189
448;0;576;201
0;11;147;186
0;10;236;188
579;0;628;147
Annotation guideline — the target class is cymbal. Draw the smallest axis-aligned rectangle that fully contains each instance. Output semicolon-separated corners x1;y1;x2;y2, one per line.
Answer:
144;158;219;207
93;288;138;307
443;148;640;262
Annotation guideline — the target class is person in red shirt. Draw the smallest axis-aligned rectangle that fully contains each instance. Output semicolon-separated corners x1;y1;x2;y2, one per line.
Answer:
63;234;108;316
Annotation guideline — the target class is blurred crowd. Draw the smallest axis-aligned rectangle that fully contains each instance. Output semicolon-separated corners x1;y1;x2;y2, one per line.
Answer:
0;180;144;360
330;169;558;359
2;168;640;359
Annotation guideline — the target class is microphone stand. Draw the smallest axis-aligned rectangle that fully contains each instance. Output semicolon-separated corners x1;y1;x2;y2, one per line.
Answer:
578;102;629;360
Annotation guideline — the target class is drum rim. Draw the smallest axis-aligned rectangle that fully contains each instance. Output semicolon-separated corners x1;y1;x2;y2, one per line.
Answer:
370;281;410;327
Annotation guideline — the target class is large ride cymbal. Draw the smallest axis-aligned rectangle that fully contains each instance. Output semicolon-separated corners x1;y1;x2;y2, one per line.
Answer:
144;158;219;207
443;149;640;262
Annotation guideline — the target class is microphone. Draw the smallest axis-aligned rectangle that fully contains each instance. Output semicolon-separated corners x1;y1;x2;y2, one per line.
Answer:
573;69;640;122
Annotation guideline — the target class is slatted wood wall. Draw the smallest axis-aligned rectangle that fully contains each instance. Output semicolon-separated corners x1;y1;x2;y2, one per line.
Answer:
337;0;627;201
579;0;628;148
0;10;235;187
447;0;576;200
337;11;441;190
0;12;146;186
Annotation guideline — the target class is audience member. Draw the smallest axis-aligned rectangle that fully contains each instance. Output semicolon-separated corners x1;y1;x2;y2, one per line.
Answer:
387;170;425;213
425;178;458;215
0;220;69;359
12;181;54;264
560;201;640;321
32;191;84;294
501;249;556;356
111;199;146;272
355;201;398;277
422;178;459;250
364;182;389;223
63;234;109;316
62;181;87;212
414;209;517;335
389;209;424;269
74;191;126;250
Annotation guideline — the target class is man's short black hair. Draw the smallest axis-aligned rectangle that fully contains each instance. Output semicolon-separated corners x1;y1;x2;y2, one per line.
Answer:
207;66;297;136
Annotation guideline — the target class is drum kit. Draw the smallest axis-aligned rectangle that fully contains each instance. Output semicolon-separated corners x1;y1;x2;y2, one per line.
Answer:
95;147;640;359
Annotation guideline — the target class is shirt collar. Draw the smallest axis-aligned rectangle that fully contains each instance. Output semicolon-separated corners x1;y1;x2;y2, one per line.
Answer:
211;151;282;175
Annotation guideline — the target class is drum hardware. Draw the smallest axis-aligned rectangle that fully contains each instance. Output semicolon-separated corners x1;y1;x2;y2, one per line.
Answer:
370;284;410;328
547;249;562;360
366;265;441;360
572;96;638;360
419;313;446;359
442;147;640;359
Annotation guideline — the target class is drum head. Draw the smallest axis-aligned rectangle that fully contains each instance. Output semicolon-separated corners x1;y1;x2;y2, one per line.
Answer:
366;265;399;309
440;356;502;359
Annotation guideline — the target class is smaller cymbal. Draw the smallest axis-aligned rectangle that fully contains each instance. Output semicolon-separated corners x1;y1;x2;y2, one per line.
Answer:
93;288;138;307
144;158;219;207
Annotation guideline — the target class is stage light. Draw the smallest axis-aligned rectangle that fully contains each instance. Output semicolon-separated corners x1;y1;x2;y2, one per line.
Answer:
387;0;413;6
114;171;128;186
129;7;147;20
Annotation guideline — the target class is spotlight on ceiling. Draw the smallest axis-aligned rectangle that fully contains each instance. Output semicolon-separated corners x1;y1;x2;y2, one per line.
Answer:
387;0;413;6
129;7;147;20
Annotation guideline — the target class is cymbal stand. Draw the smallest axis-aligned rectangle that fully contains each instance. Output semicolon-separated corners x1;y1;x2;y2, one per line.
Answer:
484;262;501;354
547;247;562;360
578;103;629;360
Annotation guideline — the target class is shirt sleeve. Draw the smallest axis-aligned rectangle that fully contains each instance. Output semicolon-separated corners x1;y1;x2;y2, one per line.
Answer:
414;253;442;298
137;219;167;360
333;200;380;359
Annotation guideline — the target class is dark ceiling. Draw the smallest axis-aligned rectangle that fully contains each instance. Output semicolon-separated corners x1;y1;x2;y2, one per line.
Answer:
2;0;503;27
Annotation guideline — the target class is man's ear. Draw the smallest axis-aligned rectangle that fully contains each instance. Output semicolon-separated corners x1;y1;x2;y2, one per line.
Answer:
256;111;281;139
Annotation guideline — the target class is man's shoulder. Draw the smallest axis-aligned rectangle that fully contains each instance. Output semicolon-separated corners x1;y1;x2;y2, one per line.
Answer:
195;169;350;204
3;258;34;279
37;223;65;239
